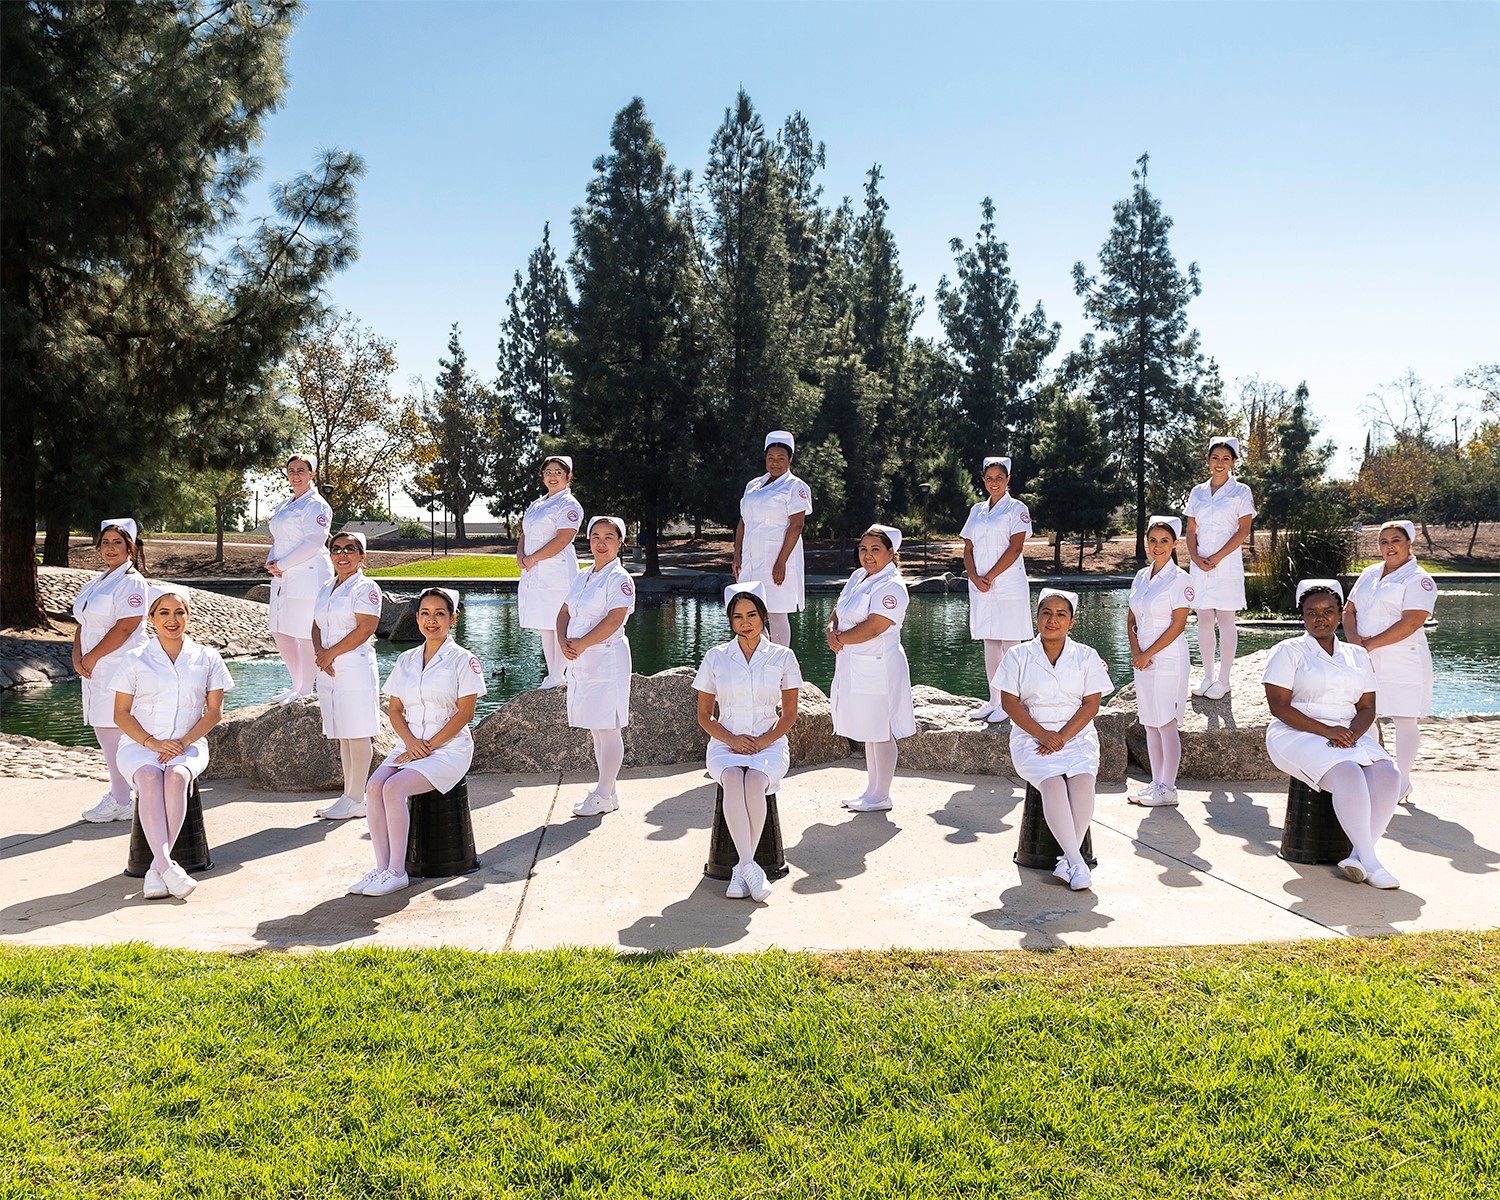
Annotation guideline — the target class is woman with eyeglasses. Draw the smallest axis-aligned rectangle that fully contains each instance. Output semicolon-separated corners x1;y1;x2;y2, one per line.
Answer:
265;454;335;703
517;455;583;688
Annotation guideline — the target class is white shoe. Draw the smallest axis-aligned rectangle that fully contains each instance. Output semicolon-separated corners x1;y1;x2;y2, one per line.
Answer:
82;794;134;823
985;710;1008;724
1203;680;1231;701
269;687;297;705
162;861;197;899
968;701;996;722
363;869;410;896
347;868;384;895
1052;856;1074;884
1365;865;1401;890
1338;856;1367;883
725;864;749;899
1069;865;1093;892
1130;782;1158;805
742;861;772;902
142;868;169;900
315;795;367;821
539;674;565;690
1191;675;1213;697
840;795;867;809
1139;787;1179;808
572;790;619;817
1398;786;1414;807
846;795;892;812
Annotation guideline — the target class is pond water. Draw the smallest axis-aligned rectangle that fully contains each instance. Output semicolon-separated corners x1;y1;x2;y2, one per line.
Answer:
4;582;1497;748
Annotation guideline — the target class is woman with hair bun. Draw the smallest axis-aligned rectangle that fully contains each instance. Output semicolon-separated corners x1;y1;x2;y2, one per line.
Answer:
735;431;813;647
1184;436;1256;700
517;454;583;688
265;454;335;703
74;518;151;823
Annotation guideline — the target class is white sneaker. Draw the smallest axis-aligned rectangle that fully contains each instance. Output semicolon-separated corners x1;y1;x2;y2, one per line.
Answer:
539;674;565;690
1052;857;1074;884
363;869;410;897
82;794;133;823
1398;785;1414;807
162;862;197;899
840;795;867;809
572;790;619;817
347;868;384;895
725;864;749;899
1338;856;1367;884
846;795;893;812
985;709;1008;724
1139;787;1179;808
968;701;996;722
742;861;772;902
269;687;297;705
1365;865;1401;890
1130;782;1159;805
1203;680;1231;701
315;795;367;821
1191;675;1213;697
1069;865;1093;892
142;868;169;900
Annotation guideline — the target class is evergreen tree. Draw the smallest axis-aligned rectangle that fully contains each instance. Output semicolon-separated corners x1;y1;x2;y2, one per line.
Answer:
1071;154;1205;561
1257;381;1334;550
416;325;489;542
2;0;363;625
1029;391;1124;570
562;98;703;575
935;198;1059;478
498;223;571;440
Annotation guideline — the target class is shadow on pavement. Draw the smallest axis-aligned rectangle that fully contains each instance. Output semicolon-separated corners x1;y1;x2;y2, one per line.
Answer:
617;875;755;951
930;778;1019;846
973;873;1114;948
787;811;901;895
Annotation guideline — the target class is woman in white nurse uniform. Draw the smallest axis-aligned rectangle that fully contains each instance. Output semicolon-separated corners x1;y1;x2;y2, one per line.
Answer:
1344;520;1436;804
1262;580;1401;889
1126;516;1193;807
265;454;335;703
517;455;582;688
735;431;813;647
74;518;151;824
962;455;1033;722
558;517;637;817
827;525;915;813
311;531;384;821
112;587;233;900
998;589;1114;892
355;588;486;898
694;583;803;902
1184;436;1256;700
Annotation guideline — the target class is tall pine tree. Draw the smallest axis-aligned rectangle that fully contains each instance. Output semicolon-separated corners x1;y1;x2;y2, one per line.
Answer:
1257;381;1334;550
499;223;571;440
1030;390;1124;570
417;325;489;542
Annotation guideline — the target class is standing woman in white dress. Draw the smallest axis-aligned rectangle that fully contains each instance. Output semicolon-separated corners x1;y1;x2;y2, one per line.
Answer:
961;456;1033;722
1262;580;1401;889
827;525;915;813
517;455;582;688
694;583;803;902
998;589;1114;891
265;454;335;703
1126;516;1193;806
1184;436;1256;699
311;531;384;821
74;518;151;824
558;517;637;817
735;431;813;647
112;586;234;900
354;588;486;898
1344;520;1436;804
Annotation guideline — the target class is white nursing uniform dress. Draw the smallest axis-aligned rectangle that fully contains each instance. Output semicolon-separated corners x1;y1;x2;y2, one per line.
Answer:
961;494;1033;641
1347;559;1436;718
563;560;637;729
267;487;335;637
829;564;916;742
518;490;583;630
1262;635;1392;789
739;472;813;614
693;640;804;791
113;638;234;782
73;564;149;727
378;639;487;793
998;639;1114;784
313;572;383;739
1128;560;1193;726
1184;477;1256;611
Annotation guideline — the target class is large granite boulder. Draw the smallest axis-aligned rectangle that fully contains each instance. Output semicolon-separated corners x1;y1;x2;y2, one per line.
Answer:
243;584;271;603
908;573;952;594
205;696;398;791
786;682;850;768
387;602;421;643
1106;642;1292;781
375;594;406;637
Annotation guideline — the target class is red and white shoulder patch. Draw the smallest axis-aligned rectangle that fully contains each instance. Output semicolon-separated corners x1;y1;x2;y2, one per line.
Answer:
1421;577;1435;592
315;513;329;527
566;508;580;522
126;593;144;609
798;486;809;500
367;588;381;606
620;580;634;596
881;594;898;610
469;656;482;675
1183;586;1196;603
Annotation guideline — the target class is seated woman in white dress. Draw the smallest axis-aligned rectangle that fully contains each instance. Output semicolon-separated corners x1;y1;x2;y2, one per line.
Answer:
826;525;915;813
694;583;803;903
112;586;233;901
998;589;1114;892
354;588;486;898
558;517;637;817
1126;515;1193;806
1262;579;1402;889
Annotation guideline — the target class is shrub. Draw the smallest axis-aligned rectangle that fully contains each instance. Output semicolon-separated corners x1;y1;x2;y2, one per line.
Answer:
1246;507;1357;614
395;519;425;540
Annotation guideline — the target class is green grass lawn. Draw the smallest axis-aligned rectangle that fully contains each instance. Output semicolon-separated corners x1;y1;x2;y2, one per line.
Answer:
367;554;523;579
4;935;1497;1198
1352;559;1496;574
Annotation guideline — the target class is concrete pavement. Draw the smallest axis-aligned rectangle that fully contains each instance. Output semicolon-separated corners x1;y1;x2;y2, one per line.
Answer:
1;764;1494;954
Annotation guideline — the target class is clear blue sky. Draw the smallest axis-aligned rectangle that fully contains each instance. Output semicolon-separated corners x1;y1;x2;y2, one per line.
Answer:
252;0;1499;507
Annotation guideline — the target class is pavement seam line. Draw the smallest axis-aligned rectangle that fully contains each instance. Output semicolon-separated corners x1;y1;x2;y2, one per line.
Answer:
1092;815;1354;939
504;771;562;952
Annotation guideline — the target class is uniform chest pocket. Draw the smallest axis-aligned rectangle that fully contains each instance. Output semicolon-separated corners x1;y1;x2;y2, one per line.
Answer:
847;654;887;696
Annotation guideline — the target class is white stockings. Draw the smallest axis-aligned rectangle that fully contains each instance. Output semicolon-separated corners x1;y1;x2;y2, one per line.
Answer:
721;767;770;867
1145;722;1182;790
1039;774;1097;871
983;639;1023;707
133;764;192;874
768;613;792;647
272;632;316;695
95;727;132;805
1390;716;1421;799
337;737;372;800
863;739;899;803
592;728;624;799
1198;609;1238;684
364;765;433;873
1320;759;1401;871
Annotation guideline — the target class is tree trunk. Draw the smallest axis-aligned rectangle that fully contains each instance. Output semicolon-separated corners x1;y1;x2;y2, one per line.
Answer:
214;504;227;562
642;520;660;577
0;394;43;627
1077;534;1084;571
1469;520;1480;558
1419;519;1434;553
43;497;72;567
1052;529;1062;570
454;512;467;543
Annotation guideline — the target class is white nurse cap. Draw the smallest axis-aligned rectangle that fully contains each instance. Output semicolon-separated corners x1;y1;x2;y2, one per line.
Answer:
417;586;461;613
588;516;627;540
1146;514;1183;539
982;456;1012;474
332;530;367;550
724;581;767;607
100;517;139;541
764;430;795;454
1379;519;1416;542
1295;578;1344;606
287;453;317;471
542;455;573;472
147;583;192;610
865;524;902;553
1208;436;1241;458
1037;587;1079;614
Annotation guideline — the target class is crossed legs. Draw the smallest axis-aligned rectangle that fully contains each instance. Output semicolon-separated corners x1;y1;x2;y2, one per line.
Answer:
1321;759;1401;882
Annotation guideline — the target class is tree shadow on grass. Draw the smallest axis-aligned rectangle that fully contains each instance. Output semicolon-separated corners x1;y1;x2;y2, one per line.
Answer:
972;874;1114;949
